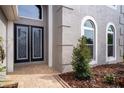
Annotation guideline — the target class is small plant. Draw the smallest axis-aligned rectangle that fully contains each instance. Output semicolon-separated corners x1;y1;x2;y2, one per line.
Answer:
72;36;92;80
0;65;6;72
104;74;116;84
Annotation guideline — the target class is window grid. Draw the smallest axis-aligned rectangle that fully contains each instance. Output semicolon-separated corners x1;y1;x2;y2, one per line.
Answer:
84;20;95;60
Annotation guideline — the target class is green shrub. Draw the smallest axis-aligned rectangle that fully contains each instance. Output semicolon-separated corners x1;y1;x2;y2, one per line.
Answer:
71;36;92;80
0;36;5;64
104;74;115;84
0;65;6;72
0;36;6;72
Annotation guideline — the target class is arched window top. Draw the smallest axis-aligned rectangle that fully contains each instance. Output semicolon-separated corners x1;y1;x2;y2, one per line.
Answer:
84;20;95;29
18;5;42;20
108;25;114;33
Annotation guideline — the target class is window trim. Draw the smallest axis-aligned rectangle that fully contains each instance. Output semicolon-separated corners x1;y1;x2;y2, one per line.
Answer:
81;16;98;65
106;23;116;62
17;5;43;21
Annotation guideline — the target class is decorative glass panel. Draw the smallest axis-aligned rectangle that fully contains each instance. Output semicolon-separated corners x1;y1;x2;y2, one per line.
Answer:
32;27;42;59
17;26;28;59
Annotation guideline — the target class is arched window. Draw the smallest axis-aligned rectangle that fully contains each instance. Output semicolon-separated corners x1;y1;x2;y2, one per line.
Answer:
81;16;97;64
83;19;95;59
18;5;42;20
106;23;116;60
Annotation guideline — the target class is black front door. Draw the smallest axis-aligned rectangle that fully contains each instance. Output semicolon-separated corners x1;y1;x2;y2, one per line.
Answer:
14;24;44;63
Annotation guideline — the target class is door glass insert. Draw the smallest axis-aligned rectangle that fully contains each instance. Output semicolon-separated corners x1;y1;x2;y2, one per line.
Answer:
16;26;29;60
32;27;42;59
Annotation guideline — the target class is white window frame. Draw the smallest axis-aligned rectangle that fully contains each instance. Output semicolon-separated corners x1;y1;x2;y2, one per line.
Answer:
17;5;43;21
81;16;98;65
106;23;116;62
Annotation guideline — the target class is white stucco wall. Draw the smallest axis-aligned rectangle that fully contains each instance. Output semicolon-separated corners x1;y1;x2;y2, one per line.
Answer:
48;5;53;67
7;21;14;72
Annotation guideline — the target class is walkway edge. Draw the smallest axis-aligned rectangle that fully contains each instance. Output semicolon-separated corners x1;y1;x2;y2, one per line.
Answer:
54;75;71;88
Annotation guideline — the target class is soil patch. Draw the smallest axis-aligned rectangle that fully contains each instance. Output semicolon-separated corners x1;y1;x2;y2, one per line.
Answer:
59;63;124;88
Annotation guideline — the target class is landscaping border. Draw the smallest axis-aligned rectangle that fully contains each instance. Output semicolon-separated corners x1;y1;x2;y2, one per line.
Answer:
54;75;71;88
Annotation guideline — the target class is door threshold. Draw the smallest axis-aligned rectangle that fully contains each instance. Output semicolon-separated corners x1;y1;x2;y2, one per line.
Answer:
15;61;46;65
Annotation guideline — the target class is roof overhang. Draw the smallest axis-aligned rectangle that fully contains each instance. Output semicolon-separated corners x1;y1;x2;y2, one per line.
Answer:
1;5;18;21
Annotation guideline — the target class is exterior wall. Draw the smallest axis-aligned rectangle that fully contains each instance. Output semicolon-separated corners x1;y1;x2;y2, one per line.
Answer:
7;21;14;72
52;5;123;73
61;6;81;72
52;6;63;72
0;7;7;71
119;6;124;60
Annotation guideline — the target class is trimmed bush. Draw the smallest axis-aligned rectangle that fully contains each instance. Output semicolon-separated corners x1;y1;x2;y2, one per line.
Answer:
72;36;92;80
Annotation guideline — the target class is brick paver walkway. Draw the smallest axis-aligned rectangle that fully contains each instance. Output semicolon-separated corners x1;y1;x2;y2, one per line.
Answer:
6;63;63;88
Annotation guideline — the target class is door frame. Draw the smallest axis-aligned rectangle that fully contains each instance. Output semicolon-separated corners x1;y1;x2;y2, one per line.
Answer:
14;24;44;63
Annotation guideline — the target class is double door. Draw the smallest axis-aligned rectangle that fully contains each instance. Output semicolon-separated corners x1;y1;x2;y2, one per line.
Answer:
14;24;44;63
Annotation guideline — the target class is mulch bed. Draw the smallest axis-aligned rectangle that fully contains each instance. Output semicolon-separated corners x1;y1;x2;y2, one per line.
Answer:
59;62;124;88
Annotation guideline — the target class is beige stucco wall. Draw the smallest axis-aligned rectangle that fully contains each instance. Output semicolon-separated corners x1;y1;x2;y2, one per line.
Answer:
62;5;123;73
52;6;63;72
0;7;7;70
52;6;81;72
52;5;123;73
62;6;81;72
